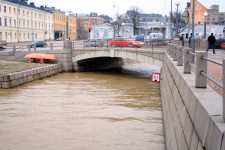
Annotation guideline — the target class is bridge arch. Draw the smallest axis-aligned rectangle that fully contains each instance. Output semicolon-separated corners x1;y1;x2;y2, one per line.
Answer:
72;48;164;71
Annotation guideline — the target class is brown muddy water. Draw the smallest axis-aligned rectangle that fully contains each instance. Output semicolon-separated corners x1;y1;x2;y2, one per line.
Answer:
0;72;164;150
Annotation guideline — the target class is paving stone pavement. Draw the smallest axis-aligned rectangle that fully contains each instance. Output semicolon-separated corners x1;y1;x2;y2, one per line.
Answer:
207;49;225;95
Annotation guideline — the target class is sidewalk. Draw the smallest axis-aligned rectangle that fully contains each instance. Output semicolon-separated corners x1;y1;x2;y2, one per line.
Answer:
207;49;225;95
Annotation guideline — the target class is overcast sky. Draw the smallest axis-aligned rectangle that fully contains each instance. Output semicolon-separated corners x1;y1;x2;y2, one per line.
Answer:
30;0;225;17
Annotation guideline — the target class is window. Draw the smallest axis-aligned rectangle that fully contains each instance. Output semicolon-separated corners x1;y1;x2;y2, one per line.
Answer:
4;17;7;26
0;32;2;41
23;20;25;28
14;7;16;14
0;17;1;26
9;32;12;41
0;5;1;12
4;6;6;13
9;7;11;13
14;19;16;27
9;18;12;26
27;20;29;28
5;32;7;41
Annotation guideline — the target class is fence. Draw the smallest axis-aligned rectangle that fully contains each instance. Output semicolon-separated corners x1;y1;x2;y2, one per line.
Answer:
167;43;225;121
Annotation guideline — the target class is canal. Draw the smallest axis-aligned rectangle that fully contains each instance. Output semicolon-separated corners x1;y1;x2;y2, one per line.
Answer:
0;72;164;150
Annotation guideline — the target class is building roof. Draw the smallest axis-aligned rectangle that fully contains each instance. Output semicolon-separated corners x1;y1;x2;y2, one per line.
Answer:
4;0;52;13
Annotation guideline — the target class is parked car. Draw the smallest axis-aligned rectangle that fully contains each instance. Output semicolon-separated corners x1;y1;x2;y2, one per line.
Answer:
147;33;163;40
30;41;47;48
215;39;225;49
0;40;7;49
108;39;144;48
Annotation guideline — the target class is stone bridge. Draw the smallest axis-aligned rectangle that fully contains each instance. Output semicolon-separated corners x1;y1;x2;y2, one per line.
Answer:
57;41;225;150
1;41;224;150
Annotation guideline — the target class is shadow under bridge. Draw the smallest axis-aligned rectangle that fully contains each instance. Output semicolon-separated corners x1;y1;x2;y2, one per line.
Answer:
72;48;164;72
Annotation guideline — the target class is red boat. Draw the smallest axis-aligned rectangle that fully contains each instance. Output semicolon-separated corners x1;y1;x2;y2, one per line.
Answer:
25;53;57;63
108;39;144;48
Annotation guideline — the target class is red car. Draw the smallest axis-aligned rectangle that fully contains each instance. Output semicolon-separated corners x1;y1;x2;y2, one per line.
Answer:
108;39;144;48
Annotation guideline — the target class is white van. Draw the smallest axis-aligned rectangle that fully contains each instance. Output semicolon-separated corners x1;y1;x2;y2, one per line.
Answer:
147;33;163;40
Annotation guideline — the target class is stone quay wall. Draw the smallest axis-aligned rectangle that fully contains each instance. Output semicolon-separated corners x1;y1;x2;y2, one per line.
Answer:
161;53;225;150
0;64;62;89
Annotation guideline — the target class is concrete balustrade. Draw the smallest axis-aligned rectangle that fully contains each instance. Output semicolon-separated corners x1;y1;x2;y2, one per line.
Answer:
173;44;178;61
183;48;192;74
177;46;183;66
163;44;225;150
195;51;208;88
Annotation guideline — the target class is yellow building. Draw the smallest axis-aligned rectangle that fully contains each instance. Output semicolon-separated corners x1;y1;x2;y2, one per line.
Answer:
53;11;67;40
52;11;77;40
67;15;77;41
189;0;208;24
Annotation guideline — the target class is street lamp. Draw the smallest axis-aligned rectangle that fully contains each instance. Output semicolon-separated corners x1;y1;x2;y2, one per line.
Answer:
175;1;181;35
191;0;195;52
203;12;208;39
170;0;173;39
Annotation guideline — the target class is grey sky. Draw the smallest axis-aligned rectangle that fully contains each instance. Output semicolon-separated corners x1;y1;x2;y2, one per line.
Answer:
30;0;225;17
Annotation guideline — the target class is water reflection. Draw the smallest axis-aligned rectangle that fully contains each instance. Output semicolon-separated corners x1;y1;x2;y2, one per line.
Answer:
0;72;164;150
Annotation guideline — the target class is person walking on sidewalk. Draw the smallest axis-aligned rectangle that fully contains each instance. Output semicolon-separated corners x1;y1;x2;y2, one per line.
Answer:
188;33;192;48
207;33;216;54
179;34;185;46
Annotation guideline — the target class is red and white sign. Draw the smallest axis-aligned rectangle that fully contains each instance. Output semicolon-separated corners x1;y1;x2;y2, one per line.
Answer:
152;73;160;83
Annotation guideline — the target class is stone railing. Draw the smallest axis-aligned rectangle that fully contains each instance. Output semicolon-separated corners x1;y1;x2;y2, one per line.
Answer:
0;64;62;89
161;43;225;150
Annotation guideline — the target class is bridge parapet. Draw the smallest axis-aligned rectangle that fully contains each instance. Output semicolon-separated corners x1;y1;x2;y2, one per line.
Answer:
161;43;225;150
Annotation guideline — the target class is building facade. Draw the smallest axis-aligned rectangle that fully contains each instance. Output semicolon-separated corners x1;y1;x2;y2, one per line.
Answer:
67;14;77;41
77;14;105;40
206;5;225;25
0;0;54;43
52;10;66;40
189;0;208;25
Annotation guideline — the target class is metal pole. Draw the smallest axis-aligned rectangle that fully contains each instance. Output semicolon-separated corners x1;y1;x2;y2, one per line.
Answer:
170;0;173;39
191;0;195;53
176;3;179;35
204;20;206;39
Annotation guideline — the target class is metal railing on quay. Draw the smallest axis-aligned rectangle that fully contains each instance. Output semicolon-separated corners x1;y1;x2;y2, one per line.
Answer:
167;42;225;121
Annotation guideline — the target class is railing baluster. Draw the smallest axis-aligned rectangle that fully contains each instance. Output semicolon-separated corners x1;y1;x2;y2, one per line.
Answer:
195;51;207;88
183;48;191;74
177;46;183;66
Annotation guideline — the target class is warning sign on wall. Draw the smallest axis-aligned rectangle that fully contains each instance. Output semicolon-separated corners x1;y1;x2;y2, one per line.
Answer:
152;73;160;83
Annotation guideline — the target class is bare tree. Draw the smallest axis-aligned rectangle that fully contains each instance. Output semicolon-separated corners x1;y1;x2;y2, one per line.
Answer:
126;7;141;35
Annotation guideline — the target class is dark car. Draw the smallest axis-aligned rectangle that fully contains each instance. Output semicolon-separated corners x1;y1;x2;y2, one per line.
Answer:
30;41;47;48
0;41;7;50
215;39;225;49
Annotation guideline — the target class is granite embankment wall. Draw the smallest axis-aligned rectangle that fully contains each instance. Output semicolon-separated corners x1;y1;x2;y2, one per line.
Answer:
161;53;225;150
0;64;62;88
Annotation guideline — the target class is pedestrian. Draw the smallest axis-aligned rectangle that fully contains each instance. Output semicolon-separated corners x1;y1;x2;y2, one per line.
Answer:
207;33;216;54
188;33;192;48
179;34;185;46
